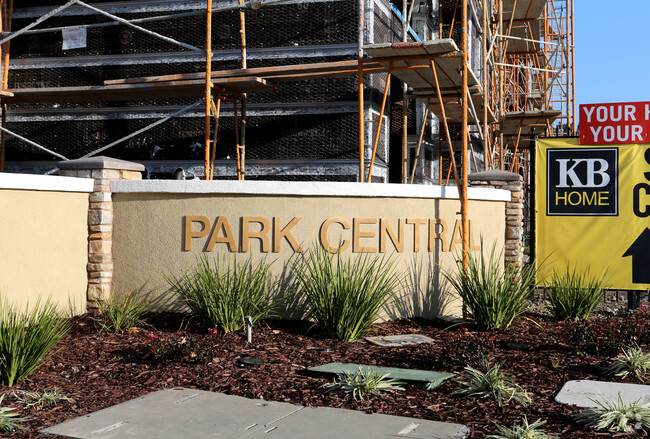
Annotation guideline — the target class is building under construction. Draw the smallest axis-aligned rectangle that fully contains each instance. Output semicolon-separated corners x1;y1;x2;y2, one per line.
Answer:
0;0;574;186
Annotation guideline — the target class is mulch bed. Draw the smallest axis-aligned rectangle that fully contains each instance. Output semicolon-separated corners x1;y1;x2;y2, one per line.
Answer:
2;309;649;438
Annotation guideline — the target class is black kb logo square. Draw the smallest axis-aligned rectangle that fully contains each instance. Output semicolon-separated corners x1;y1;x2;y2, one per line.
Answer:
547;148;618;216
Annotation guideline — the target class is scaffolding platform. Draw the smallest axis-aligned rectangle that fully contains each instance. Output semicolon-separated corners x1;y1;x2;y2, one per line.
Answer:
425;92;495;124
363;40;480;93
500;0;547;21
3;77;273;104
501;109;561;139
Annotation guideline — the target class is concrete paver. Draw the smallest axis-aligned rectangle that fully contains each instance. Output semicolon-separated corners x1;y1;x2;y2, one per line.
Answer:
41;388;469;439
555;380;650;408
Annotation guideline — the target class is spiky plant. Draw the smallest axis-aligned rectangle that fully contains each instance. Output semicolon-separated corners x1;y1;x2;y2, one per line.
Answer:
0;395;29;434
574;394;650;432
452;362;531;406
13;388;74;409
165;255;281;333
603;345;650;380
95;291;149;333
486;417;557;439
291;245;399;342
442;246;537;331
544;266;607;321
322;367;405;401
0;295;70;387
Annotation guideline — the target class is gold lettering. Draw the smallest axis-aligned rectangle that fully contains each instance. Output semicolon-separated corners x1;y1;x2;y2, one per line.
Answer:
449;219;463;252
241;216;271;253
273;217;303;253
428;219;448;252
319;217;350;253
353;218;378;253
555;192;568;205
469;220;481;251
379;218;405;253
205;216;238;252
407;218;427;252
183;215;210;251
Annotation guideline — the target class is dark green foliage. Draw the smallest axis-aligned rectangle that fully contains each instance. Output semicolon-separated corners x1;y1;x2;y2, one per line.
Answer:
565;305;650;356
545;266;607;321
0;296;70;387
96;291;149;333
165;255;280;333
443;246;537;331
291;245;399;342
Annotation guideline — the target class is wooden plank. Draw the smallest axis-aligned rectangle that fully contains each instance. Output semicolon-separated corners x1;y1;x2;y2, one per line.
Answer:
104;60;385;86
5;77;271;103
307;362;454;391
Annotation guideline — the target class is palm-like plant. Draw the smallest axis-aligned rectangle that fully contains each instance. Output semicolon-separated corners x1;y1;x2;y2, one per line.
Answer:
486;417;557;439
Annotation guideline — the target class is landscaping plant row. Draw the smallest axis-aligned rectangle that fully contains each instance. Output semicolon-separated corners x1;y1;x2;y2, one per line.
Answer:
0;245;645;437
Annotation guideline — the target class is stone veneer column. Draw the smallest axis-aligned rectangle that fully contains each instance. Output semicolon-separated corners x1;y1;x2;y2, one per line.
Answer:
468;170;524;269
59;156;145;304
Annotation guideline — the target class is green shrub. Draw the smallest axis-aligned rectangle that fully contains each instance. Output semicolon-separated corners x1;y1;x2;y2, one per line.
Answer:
544;266;607;321
96;291;149;333
443;246;537;331
291;245;399;342
0;395;29;434
322;367;405;401
165;255;279;333
0;296;70;387
486;417;557;439
603;345;650;380
452;362;531;406
574;394;650;432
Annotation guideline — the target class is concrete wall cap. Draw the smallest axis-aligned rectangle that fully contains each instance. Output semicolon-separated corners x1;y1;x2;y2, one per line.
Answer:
468;170;522;182
0;172;94;192
58;156;145;172
111;180;512;202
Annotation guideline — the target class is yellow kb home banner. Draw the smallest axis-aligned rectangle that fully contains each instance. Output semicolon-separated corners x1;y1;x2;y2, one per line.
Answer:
536;137;650;290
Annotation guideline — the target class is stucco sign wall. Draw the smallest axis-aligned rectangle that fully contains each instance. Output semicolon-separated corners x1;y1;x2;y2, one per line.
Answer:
110;180;509;319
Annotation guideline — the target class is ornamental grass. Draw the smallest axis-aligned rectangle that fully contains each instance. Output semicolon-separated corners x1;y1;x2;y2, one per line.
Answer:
291;245;399;342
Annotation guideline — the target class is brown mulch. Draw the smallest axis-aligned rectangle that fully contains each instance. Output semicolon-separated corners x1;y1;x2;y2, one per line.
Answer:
1;310;648;438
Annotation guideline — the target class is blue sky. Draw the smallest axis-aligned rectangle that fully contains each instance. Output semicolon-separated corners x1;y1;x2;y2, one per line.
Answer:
575;1;650;108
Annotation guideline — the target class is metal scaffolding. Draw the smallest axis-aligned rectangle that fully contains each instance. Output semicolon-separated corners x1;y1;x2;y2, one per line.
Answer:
0;0;574;210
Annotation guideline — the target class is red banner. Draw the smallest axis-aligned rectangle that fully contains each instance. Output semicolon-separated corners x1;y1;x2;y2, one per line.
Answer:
580;101;650;145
